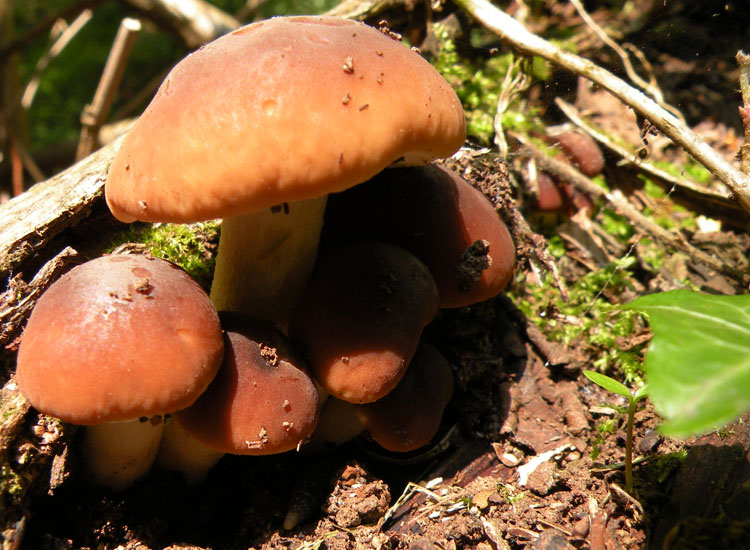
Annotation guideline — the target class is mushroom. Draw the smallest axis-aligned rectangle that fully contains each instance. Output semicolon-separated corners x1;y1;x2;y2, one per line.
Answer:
105;16;465;325
551;131;605;178
323;165;516;308
15;254;224;490
158;311;320;482
354;342;453;452
306;342;453;453
288;241;439;404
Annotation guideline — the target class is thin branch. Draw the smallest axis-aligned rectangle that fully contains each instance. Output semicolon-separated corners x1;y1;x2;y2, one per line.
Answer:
76;18;141;160
568;0;682;122
453;0;750;214
0;0;105;62
21;9;94;110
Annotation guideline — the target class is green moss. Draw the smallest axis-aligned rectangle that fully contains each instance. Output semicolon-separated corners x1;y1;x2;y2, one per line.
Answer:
430;23;545;144
107;221;220;291
511;256;645;383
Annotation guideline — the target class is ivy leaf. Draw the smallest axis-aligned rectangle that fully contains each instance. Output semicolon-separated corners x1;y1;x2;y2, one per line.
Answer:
626;289;750;437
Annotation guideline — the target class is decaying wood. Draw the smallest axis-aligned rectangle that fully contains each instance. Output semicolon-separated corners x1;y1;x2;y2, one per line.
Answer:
0;136;121;279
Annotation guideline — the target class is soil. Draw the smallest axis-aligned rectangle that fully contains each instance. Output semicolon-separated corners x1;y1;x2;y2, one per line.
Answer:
5;1;750;549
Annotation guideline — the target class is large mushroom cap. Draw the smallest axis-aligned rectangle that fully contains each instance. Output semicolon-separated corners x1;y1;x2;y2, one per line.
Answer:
106;15;466;224
176;312;320;455
16;255;224;425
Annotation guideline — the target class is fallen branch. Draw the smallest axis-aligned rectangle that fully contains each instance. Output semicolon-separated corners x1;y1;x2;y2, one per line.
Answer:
76;18;141;160
454;0;750;214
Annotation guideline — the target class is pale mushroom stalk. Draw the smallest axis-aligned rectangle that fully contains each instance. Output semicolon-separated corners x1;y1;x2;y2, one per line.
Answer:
209;197;327;324
82;418;164;491
155;417;225;484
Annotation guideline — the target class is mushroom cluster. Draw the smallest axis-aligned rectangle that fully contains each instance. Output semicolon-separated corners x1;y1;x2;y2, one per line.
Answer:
16;15;517;491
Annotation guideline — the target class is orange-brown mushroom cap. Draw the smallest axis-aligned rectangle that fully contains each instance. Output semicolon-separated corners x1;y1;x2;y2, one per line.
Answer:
105;16;466;224
175;312;320;455
16;255;224;425
355;342;453;452
289;242;439;404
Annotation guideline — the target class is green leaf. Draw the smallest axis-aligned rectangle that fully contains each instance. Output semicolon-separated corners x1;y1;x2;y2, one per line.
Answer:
583;370;632;399
626;289;750;437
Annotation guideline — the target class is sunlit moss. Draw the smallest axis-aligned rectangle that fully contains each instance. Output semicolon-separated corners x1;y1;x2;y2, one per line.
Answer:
510;256;645;383
107;221;220;291
430;23;545;144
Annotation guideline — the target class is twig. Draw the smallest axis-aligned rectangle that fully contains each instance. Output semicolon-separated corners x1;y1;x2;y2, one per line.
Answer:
736;51;750;175
568;0;682;122
76;18;141;161
21;9;94;110
0;0;105;62
512;132;750;285
453;0;750;214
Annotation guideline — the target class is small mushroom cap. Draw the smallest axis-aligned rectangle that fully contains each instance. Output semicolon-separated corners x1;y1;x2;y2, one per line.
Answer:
355;342;453;452
176;312;320;455
289;242;439;404
552;131;605;178
533;171;565;212
323;165;516;307
16;255;224;425
106;16;466;224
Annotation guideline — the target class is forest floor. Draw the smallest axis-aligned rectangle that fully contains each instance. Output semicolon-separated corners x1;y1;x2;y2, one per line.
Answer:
4;1;750;549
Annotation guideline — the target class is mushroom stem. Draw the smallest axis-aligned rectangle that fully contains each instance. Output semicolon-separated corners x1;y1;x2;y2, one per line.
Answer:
156;417;225;484
209;196;327;325
81;417;164;491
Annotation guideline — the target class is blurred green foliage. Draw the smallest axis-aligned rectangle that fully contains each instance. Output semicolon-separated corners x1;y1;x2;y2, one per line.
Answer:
12;0;337;150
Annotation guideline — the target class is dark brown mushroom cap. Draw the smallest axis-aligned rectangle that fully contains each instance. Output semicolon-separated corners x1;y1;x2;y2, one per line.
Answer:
323;165;516;308
16;255;224;425
533;171;565;212
175;312;320;455
552;131;605;178
354;342;453;452
288;242;439;404
106;16;466;224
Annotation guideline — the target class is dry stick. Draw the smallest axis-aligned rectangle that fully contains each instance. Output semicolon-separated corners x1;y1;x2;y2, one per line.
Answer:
568;0;682;123
76;18;141;161
513;132;750;285
0;0;105;62
21;9;94;110
736;51;750;175
453;0;750;214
